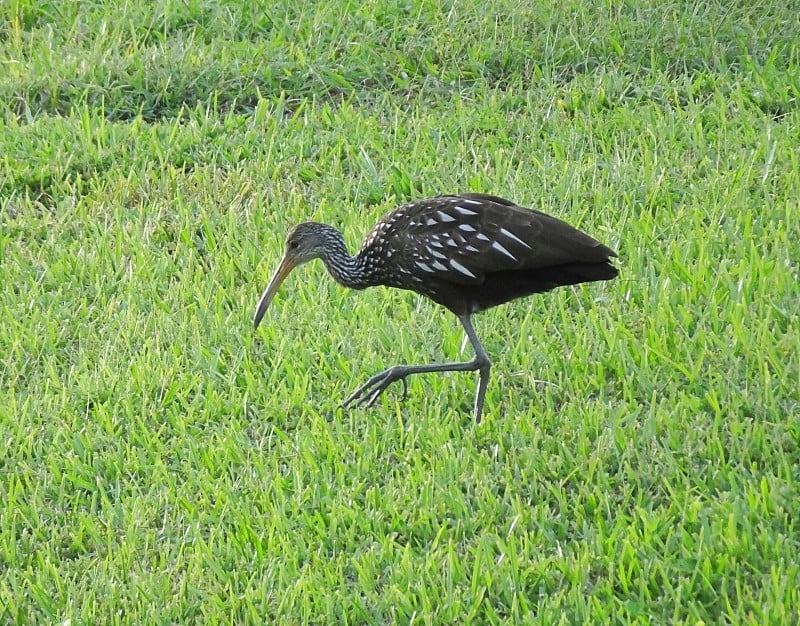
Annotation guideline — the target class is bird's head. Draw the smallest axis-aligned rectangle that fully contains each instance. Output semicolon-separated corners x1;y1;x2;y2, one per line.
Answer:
253;222;336;329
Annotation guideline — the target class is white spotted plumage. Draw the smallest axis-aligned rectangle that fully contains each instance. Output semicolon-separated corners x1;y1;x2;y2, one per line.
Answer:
491;241;516;261
306;192;616;308
448;258;476;278
257;193;617;424
499;227;531;249
345;193;564;293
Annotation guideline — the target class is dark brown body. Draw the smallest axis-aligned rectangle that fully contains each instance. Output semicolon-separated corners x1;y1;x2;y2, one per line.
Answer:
352;193;618;315
254;193;618;423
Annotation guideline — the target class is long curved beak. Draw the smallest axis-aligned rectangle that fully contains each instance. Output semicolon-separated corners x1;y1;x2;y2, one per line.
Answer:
253;255;297;329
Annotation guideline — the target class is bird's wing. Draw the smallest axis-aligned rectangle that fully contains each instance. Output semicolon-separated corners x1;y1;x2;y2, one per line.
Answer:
389;195;614;286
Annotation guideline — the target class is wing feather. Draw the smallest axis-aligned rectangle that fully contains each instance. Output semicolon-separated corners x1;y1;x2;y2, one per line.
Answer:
382;195;614;286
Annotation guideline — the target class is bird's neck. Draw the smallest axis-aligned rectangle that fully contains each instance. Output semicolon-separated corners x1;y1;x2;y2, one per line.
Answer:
320;231;371;290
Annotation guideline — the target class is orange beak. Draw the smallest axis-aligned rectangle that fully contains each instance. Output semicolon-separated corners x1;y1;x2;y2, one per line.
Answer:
253;255;297;329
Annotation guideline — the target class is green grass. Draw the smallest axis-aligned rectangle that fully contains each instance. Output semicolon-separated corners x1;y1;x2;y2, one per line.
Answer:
2;0;799;623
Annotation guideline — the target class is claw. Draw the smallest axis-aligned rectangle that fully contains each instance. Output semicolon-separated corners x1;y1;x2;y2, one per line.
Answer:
341;366;409;410
399;378;408;402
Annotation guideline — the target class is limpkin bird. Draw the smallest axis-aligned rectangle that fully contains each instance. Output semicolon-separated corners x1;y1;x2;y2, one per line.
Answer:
254;193;617;423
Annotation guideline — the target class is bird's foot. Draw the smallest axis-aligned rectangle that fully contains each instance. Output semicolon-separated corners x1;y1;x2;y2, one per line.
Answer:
341;366;410;410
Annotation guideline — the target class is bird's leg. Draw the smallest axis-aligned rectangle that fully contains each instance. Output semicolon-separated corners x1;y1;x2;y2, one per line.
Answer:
341;314;492;423
461;314;491;424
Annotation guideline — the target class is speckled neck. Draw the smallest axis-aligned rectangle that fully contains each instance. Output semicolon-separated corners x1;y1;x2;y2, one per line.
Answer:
318;226;372;290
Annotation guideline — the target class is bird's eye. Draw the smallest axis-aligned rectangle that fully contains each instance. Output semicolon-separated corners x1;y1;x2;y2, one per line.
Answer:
289;240;299;249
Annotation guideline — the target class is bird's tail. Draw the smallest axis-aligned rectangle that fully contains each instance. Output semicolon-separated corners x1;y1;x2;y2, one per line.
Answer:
546;261;619;287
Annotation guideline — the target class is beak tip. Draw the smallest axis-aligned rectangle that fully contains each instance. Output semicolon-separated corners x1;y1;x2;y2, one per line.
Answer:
253;255;295;333
253;307;266;330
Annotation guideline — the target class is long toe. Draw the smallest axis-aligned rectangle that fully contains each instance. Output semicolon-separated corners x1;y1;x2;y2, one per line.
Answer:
341;371;388;409
342;367;408;410
357;371;395;408
399;378;409;402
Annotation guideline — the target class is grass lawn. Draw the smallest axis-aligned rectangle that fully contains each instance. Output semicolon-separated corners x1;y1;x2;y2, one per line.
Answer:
2;0;799;623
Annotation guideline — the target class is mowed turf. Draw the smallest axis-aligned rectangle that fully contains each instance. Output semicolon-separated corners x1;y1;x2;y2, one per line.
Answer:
1;0;799;623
